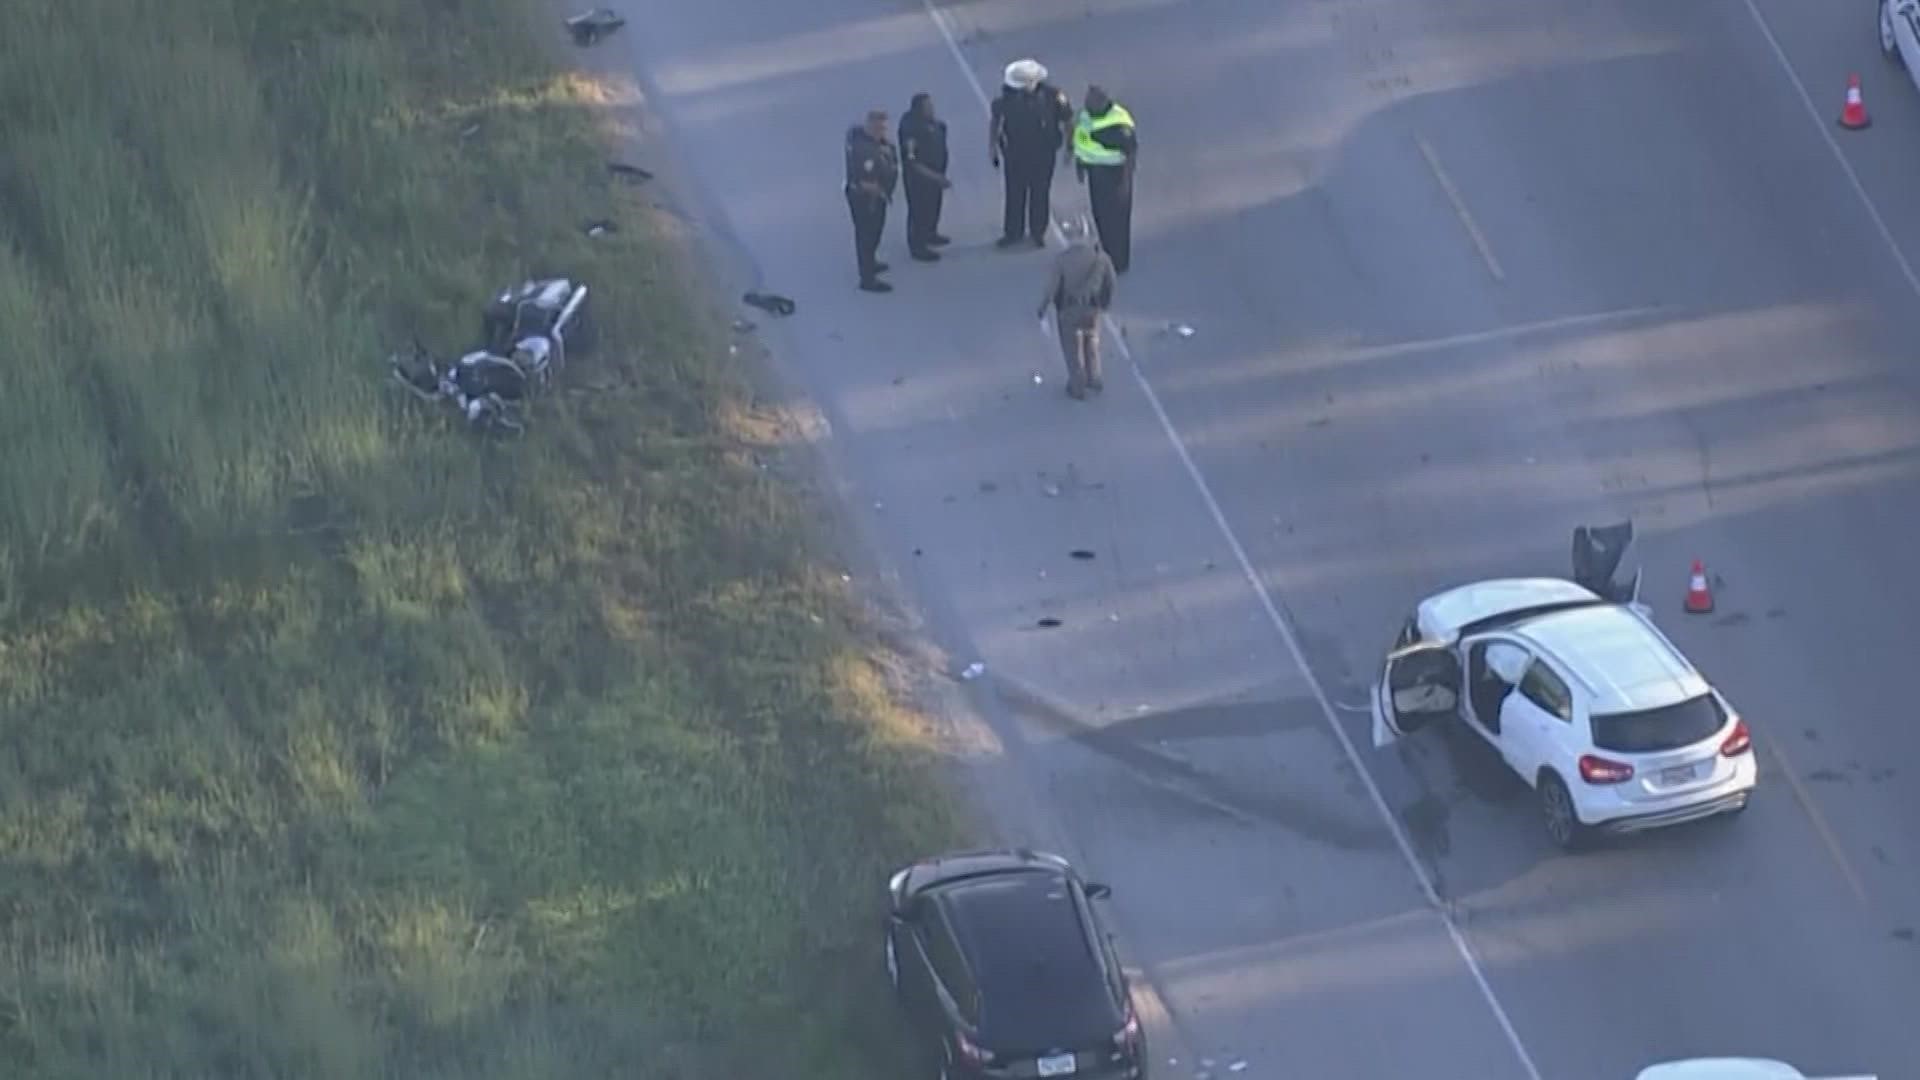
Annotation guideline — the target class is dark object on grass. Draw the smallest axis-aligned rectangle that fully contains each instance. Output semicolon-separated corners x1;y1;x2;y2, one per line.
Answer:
566;9;626;46
389;342;533;436
386;278;593;437
742;291;796;317
608;162;654;183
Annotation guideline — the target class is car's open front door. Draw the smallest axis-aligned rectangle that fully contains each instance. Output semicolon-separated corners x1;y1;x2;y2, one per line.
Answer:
1371;641;1462;749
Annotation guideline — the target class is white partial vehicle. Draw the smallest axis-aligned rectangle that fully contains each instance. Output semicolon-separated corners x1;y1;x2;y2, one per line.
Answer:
1881;0;1920;75
1372;522;1758;851
1637;1058;1876;1080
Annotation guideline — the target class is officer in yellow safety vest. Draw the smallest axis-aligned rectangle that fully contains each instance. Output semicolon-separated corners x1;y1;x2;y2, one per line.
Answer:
1073;85;1138;273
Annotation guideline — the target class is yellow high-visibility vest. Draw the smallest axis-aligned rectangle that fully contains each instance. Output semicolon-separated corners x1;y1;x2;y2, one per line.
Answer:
1073;104;1134;167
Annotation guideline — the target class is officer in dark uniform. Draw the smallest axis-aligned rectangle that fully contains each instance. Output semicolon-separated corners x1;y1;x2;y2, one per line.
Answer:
845;109;899;293
989;58;1074;250
898;92;953;262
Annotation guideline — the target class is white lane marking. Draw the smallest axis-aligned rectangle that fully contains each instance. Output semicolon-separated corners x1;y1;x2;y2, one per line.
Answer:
1768;739;1871;907
920;3;1544;1078
1416;135;1506;282
1734;0;1892;910
1738;0;1920;299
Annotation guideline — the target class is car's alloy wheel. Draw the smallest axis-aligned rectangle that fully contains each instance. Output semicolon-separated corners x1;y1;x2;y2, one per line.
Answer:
1539;772;1586;852
1884;0;1906;66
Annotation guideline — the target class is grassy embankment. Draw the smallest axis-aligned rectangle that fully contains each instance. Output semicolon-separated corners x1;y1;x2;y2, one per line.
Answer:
0;1;964;1075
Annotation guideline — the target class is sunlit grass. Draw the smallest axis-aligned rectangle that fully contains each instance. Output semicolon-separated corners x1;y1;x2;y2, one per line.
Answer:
0;0;964;1075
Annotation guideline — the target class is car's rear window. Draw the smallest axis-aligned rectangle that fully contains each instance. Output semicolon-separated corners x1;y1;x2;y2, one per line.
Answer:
1590;693;1727;754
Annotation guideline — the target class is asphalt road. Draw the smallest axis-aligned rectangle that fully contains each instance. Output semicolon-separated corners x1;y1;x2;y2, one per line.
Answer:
585;0;1920;1075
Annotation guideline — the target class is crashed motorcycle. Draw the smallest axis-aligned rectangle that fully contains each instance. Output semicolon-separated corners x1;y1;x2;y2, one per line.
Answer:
387;277;590;435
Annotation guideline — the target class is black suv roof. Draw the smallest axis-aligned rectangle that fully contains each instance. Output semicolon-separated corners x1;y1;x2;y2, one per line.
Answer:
930;867;1124;1049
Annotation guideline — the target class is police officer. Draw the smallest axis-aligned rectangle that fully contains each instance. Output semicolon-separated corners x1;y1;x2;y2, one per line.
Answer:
845;108;899;293
1073;85;1138;273
898;92;953;262
990;58;1074;250
1036;216;1118;400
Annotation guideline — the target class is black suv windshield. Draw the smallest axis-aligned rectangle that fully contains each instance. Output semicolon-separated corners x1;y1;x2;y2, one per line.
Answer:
1590;692;1727;754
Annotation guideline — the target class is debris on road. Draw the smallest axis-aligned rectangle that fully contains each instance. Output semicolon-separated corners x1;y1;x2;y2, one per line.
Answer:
1228;1063;1249;1073
960;662;987;681
607;161;654;183
1032;372;1045;384
742;291;797;316
1037;617;1062;628
1042;483;1062;498
731;317;757;333
566;9;626;47
1070;549;1095;560
582;219;618;237
460;122;483;139
1158;321;1197;339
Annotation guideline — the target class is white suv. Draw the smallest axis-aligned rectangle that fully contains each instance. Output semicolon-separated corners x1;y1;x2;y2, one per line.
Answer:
1371;522;1758;850
1637;1058;1877;1080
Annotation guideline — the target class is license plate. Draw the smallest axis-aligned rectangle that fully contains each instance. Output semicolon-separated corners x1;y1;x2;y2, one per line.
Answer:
1660;764;1695;784
1037;1053;1078;1077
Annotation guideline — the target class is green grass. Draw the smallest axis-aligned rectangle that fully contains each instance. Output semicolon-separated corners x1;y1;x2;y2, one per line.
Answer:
0;1;966;1075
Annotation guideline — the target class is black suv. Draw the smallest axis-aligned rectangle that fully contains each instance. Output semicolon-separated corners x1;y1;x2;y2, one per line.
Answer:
884;849;1147;1079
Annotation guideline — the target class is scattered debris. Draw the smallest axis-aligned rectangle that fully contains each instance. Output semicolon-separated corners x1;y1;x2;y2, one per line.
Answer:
460;122;483;139
1107;613;1120;622
979;480;999;493
1037;617;1062;628
608;161;654;183
583;219;618;237
1032;372;1045;384
913;548;923;556
960;662;987;680
566;8;627;47
1160;321;1196;339
1070;549;1095;560
892;375;905;385
1042;484;1062;498
1229;1063;1248;1074
743;291;797;316
1895;927;1916;942
872;501;884;511
731;317;757;333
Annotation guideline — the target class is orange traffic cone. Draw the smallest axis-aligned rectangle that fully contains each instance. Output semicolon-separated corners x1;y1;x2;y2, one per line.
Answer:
1841;73;1871;130
1684;559;1714;614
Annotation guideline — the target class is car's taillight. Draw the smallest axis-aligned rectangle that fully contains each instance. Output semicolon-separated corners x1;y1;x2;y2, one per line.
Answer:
1720;718;1752;757
954;1032;992;1066
1578;754;1634;784
1113;1010;1141;1048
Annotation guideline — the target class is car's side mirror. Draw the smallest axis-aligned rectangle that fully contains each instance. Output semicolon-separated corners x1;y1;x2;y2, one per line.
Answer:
1084;882;1112;900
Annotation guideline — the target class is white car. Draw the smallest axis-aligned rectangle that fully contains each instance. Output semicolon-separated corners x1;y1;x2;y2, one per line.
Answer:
1372;522;1758;850
1881;0;1920;75
1637;1059;1876;1080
